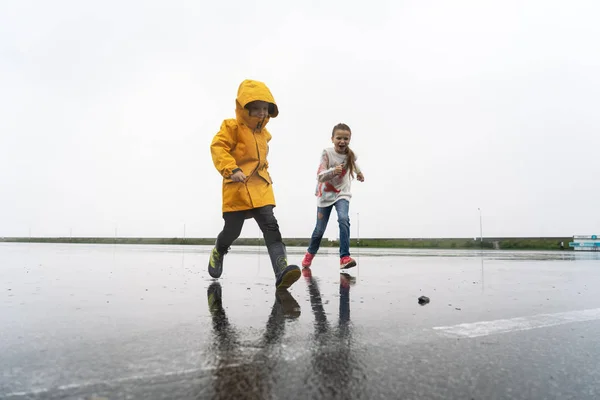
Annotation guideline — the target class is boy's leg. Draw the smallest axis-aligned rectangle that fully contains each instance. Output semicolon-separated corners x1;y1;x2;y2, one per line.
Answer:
216;211;246;252
251;206;281;249
306;205;333;255
208;211;245;278
252;206;300;289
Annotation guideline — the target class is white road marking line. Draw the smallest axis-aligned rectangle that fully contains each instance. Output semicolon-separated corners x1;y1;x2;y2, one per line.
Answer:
433;308;600;338
2;364;237;398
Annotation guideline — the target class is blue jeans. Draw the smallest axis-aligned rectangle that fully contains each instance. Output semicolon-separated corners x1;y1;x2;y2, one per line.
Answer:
307;199;350;258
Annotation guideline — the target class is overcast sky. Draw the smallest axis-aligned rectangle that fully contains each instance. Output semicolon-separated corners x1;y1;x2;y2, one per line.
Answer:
1;0;598;239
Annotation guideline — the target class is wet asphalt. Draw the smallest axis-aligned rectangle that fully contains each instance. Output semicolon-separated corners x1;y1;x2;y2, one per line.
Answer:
1;243;600;400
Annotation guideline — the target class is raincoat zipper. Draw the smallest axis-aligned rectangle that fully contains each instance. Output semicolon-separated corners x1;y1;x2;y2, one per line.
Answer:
243;117;266;208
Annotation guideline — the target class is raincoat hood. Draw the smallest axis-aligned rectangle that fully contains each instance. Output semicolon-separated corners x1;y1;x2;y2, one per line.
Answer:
235;79;278;130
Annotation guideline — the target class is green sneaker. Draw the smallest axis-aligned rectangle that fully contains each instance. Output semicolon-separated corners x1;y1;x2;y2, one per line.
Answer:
207;282;223;314
208;248;226;278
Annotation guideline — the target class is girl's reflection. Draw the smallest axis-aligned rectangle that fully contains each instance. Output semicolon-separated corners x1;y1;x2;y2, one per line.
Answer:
303;268;367;399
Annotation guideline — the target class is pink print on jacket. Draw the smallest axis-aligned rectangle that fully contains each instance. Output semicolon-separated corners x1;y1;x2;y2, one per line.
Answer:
315;150;347;199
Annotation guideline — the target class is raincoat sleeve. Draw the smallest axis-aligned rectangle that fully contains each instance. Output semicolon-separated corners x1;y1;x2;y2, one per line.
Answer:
210;120;238;178
317;150;336;182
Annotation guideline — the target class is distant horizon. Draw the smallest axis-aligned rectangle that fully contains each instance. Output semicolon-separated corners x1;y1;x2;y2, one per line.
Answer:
0;235;577;240
0;235;581;251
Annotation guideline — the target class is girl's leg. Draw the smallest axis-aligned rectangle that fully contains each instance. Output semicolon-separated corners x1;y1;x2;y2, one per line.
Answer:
334;200;351;258
307;205;334;255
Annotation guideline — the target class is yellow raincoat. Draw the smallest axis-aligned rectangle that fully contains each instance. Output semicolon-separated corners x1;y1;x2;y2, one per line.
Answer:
211;80;279;213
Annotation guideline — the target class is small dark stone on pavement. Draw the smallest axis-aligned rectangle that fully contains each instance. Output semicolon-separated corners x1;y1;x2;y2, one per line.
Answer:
418;296;430;305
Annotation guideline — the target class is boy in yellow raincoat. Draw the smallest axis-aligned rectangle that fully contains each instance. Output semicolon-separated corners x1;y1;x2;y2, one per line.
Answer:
209;79;301;290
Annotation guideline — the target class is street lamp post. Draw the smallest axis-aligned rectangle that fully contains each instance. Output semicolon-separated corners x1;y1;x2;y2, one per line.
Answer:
357;212;360;246
356;212;361;267
477;208;483;246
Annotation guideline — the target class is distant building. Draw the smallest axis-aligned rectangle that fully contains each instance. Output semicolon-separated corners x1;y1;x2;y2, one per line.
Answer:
569;235;600;251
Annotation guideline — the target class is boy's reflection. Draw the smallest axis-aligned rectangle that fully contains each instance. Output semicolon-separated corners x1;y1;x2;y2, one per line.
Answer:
205;283;300;400
303;268;366;399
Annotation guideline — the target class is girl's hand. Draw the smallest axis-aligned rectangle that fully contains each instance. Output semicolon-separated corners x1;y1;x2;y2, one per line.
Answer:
231;170;247;182
334;165;344;176
357;172;365;182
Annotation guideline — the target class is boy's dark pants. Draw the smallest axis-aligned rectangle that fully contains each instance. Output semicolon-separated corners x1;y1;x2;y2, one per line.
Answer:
216;205;288;273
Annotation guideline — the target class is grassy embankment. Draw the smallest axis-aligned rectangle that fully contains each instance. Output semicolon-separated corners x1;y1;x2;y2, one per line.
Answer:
0;237;572;250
